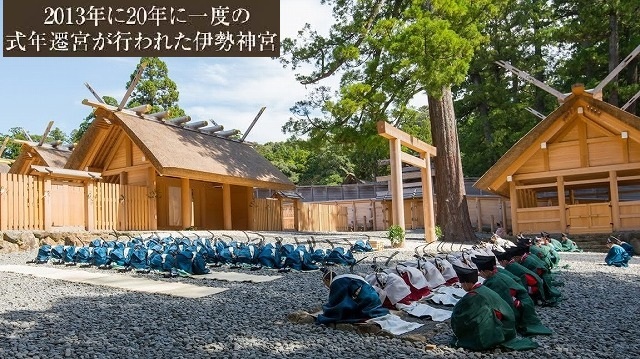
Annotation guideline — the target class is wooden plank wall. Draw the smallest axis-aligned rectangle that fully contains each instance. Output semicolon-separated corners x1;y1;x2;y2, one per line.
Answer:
94;182;119;231
252;198;282;231
619;200;640;230
298;202;347;232
0;174;153;231
118;184;150;231
0;173;44;230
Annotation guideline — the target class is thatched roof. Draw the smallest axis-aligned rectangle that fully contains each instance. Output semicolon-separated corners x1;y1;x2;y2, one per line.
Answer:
9;142;72;174
66;104;294;190
475;86;640;197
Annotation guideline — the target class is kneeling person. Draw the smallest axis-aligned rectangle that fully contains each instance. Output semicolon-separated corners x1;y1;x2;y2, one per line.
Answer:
472;255;552;336
450;265;538;351
317;270;389;324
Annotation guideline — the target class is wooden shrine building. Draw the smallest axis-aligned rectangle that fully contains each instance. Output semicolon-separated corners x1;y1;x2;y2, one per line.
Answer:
8;140;72;175
64;100;294;231
475;84;640;235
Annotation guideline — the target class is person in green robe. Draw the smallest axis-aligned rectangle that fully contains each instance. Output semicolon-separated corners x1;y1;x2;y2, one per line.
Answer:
546;232;564;252
507;246;562;306
559;233;582;252
449;264;538;351
472;255;552;336
495;250;547;305
529;236;559;270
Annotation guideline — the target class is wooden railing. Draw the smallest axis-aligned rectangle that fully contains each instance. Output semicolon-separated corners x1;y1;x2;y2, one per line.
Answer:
0;173;150;231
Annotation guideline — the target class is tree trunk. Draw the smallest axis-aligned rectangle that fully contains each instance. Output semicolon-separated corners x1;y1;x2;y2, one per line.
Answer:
428;86;476;242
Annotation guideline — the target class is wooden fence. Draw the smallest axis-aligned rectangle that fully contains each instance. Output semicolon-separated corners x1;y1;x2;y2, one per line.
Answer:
0;173;150;231
252;195;513;232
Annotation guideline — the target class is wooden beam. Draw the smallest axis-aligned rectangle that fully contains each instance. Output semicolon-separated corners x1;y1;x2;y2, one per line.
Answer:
618;174;640;182
37;121;54;146
515;182;558;190
578;120;589;167
557;176;567;232
509;181;519;234
513;162;640;181
222;183;232;230
85;181;95;231
247;186;255;231
181;178;192;229
240;106;266;142
564;177;611;186
377;121;437;156
400;152;428;169
101;163;152;177
609;170;620;230
422;154;436;243
118;62;147;110
161;167;295;191
376;170;423;182
0;174;7;230
147;167;158;230
43;178;52;231
389;138;405;229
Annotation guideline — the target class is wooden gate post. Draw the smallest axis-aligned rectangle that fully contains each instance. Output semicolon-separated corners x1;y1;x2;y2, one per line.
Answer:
0;173;7;231
43;178;52;231
85;180;96;231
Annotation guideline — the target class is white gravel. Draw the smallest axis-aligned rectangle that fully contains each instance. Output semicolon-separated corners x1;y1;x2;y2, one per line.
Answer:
0;232;638;359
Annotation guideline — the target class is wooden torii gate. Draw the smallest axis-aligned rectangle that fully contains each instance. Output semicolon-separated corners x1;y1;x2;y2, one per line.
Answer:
377;121;437;243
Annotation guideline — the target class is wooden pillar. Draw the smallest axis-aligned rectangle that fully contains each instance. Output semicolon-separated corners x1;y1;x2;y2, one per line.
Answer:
181;177;192;229
0;173;7;231
147;167;158;230
85;181;95;231
247;187;255;230
422;154;436;243
509;180;519;235
389;138;405;230
500;197;507;231
371;199;377;231
475;197;482;231
609;170;620;230
43;178;52;231
222;183;232;230
293;198;300;231
557;176;566;232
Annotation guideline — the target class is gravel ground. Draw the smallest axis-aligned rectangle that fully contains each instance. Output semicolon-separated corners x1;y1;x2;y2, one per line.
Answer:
0;231;638;359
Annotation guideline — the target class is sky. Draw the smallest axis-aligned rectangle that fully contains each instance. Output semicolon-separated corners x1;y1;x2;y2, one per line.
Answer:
0;1;336;144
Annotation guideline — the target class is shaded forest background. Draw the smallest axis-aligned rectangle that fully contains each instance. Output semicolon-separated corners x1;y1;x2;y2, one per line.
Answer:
2;0;639;186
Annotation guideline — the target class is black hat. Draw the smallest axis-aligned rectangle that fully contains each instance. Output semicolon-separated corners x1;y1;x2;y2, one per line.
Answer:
517;237;533;247
607;236;620;245
541;231;549;238
493;249;511;262
506;245;527;257
471;255;496;271
452;264;478;284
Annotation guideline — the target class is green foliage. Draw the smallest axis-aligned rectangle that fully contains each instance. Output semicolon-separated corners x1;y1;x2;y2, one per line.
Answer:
126;57;185;117
435;225;443;238
387;224;405;246
71;57;185;144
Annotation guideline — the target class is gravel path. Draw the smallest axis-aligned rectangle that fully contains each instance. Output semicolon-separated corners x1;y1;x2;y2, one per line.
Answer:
0;232;638;359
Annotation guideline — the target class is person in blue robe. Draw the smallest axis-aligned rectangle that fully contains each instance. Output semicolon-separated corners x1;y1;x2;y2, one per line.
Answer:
610;236;635;258
605;237;631;267
317;270;389;325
